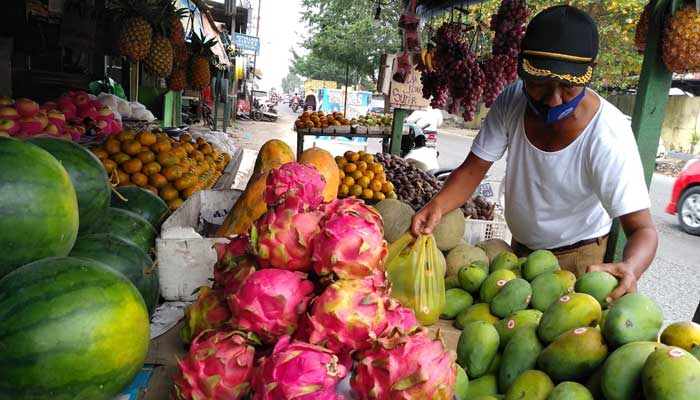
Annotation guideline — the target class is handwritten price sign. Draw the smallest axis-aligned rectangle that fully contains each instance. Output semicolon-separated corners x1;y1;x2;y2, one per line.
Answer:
389;64;430;111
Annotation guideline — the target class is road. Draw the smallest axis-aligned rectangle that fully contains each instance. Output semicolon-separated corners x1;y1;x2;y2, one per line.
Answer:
266;104;699;323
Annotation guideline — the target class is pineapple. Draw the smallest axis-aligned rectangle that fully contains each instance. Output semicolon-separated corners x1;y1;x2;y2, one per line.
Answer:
634;2;651;55
173;43;189;67
118;16;153;62
188;33;216;90
167;3;188;45
662;4;700;73
167;68;187;91
145;35;174;78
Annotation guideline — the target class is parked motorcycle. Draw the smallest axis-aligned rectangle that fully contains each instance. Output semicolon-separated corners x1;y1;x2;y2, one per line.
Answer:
251;98;279;122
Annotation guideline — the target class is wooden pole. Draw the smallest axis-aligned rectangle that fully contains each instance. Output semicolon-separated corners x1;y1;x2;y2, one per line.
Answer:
344;64;349;116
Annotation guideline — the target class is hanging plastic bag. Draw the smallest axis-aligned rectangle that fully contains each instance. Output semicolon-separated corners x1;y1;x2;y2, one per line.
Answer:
386;233;446;326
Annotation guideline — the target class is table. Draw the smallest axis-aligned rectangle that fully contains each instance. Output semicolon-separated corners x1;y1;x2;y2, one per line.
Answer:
295;130;393;159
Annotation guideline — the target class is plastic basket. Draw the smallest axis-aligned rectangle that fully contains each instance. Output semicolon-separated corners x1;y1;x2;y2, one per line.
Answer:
463;213;512;245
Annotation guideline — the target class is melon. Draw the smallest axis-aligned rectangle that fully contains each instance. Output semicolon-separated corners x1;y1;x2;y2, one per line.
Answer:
373;199;415;243
477;238;514;264
433;208;466;251
446;243;489;276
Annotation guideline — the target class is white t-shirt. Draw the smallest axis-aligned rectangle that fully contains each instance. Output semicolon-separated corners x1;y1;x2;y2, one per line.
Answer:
471;81;651;250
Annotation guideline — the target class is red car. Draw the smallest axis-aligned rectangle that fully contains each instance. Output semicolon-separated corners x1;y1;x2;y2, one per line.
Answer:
666;157;700;235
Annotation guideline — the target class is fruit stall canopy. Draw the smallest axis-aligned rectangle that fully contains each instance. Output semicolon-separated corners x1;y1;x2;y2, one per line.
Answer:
416;0;491;18
178;0;232;68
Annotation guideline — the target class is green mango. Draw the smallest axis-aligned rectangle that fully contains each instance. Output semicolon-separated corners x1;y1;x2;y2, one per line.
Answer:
518;256;527;266
499;327;543;393
472;259;490;272
445;275;461;290
441;288;475;320
457;321;500;379
600;341;664;400
538;327;608;383
495;309;543;350
530;272;566;312
598;309;609;332
490;251;519;272
459;265;489;294
455;364;469;400
486;352;501;375
537;293;602;343
455;303;499;329
490;278;532;318
603;293;663;348
548;382;594;400
584;368;605;400
474;396;504;400
522;250;560;281
466;374;498;399
553;270;576;294
480;269;517;304
642;346;700;400
505;370;553;400
575;271;619;308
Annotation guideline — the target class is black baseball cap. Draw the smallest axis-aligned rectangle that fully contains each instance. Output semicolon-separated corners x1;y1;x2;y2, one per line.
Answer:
518;5;599;86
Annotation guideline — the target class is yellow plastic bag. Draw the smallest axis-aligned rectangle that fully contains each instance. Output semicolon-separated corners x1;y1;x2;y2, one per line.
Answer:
386;233;446;326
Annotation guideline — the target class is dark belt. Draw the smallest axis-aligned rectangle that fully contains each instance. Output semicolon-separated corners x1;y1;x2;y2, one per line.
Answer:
548;234;609;254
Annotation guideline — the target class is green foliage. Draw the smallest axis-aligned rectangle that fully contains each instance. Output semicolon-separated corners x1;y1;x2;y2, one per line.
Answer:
281;73;304;93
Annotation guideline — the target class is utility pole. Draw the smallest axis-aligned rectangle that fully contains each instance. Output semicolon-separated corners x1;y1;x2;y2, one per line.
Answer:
252;0;261;93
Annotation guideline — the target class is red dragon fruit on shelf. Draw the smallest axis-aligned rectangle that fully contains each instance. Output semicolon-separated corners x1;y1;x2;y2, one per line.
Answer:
180;287;232;344
351;328;457;400
173;330;258;400
251;335;348;400
312;198;388;280
228;269;314;344
263;162;326;212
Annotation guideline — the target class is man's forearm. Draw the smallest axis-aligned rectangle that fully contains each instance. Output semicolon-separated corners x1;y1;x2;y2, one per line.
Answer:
621;226;658;279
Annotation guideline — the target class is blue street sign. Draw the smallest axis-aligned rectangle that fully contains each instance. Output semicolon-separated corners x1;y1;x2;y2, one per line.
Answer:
233;33;260;53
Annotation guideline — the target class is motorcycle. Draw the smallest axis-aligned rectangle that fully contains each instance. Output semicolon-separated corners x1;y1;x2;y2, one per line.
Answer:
290;98;302;112
251;98;279;122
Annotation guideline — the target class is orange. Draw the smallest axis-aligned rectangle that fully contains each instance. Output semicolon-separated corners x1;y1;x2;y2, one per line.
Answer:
223;153;232;162
162;165;183;181
104;139;121;155
369;180;383;192
151;140;172;154
181;183;201;199
112;152;131;165
344;151;360;162
364;170;375;180
351;170;363;180
356;161;367;171
339;170;346;180
142;161;161;176
159;185;179;201
179;133;192;143
199;143;213;155
131;172;148;187
342;176;355;187
157;152;179;167
143;185;159;195
358;176;371;189
350;184;363;197
362;188;374;200
360;154;374;163
339;184;349;197
373;191;386;201
137;150;155;164
122;158;143;174
196;137;206;145
192;150;204;161
116;131;136;142
344;163;357;173
371;163;384;174
136;131;157;146
149;173;168;188
381;181;394;193
167;197;184;210
92;148;108;159
171;146;188;159
335;156;347;166
376;172;387;182
174;173;197;191
182;142;195;154
101;158;116;174
115;169;130;186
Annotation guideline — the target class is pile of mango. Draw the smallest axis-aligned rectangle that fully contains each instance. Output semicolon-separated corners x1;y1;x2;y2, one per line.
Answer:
441;241;700;400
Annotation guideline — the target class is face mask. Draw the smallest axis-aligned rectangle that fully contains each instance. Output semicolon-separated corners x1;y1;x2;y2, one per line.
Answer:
522;86;586;124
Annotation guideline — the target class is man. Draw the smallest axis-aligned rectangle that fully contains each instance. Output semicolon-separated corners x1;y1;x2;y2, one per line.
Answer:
411;5;658;303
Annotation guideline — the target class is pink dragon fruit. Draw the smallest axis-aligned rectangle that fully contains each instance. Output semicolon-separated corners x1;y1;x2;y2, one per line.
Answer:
306;278;388;354
173;329;258;400
213;233;257;295
214;234;252;270
383;297;420;335
181;287;232;344
351;329;457;400
252;204;323;271
312;198;388;280
228;269;314;344
264;162;325;211
251;335;348;400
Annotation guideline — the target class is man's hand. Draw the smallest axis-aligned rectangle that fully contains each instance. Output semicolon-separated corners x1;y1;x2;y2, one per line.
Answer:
411;203;443;236
587;262;638;304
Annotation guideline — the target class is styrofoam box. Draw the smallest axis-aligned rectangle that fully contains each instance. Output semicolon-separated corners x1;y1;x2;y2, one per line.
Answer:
156;189;241;301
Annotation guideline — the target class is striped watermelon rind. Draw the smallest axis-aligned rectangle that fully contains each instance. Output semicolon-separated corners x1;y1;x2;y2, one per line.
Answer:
91;207;158;256
111;186;170;229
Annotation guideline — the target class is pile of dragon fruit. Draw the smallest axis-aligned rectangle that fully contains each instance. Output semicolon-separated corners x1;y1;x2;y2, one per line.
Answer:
174;162;458;400
0;91;122;141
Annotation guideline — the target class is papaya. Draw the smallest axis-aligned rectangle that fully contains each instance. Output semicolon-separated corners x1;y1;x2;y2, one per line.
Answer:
457;321;500;379
600;341;664;400
495;309;543;349
499;327;543;393
490;278;532;318
505;370;553;400
490;251;519;272
216;171;269;236
522;250;560;281
298;147;339;202
575;271;619;308
530;272;566;312
251;139;295;179
659;321;700;358
455;303;500;329
441;288;474;320
642;346;700;400
465;374;498;399
480;269;517;304
553;270;576;294
458;264;489;294
445;275;460;290
537;327;608;382
548;382;593;400
603;293;663;348
537;293;602;343
455;364;469;400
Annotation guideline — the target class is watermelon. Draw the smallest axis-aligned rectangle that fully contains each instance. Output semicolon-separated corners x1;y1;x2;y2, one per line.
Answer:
29;137;110;233
91;208;158;255
111;186;170;229
0;257;149;399
0;137;79;278
70;234;160;315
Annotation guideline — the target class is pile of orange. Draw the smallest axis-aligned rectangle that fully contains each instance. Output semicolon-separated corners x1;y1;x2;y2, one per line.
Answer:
91;131;232;210
294;111;351;130
335;150;397;201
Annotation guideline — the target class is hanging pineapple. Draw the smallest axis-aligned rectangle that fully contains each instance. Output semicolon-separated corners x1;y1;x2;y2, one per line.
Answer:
116;1;154;62
188;32;216;90
143;1;176;78
662;3;700;73
634;2;651;55
167;1;187;45
167;68;188;91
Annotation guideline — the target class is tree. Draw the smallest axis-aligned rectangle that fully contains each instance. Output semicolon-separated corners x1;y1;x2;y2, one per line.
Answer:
281;73;303;93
